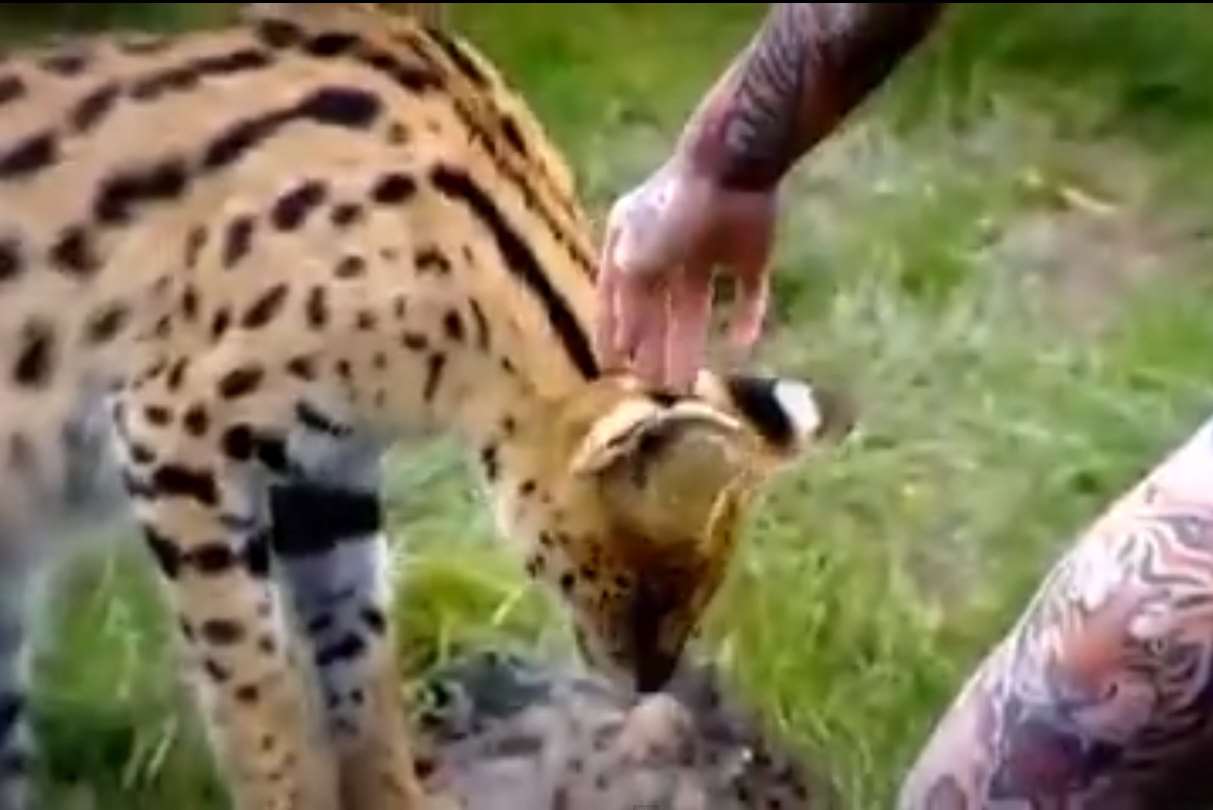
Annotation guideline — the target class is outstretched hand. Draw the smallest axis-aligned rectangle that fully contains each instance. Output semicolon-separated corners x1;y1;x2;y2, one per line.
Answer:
594;156;780;393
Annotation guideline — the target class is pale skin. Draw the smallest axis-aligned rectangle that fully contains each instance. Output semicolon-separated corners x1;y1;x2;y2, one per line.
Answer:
595;2;945;391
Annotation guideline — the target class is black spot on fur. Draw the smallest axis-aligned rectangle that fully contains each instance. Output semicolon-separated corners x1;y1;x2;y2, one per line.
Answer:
0;130;57;180
244;530;271;578
334;255;365;279
443;309;464;343
0;74;25;107
83;302;128;346
371;172;416;204
234;683;260;704
129;443;155;465
269;484;381;557
305;32;359;58
286;355;315;380
40;50;88;76
330;202;362;228
415;247;451;276
50;225;101;277
166;359;190;391
0;238;21;283
94;157;189;225
560;572;575;593
355;310;376;331
297;85;382;128
361;606;386;636
143;405;172;426
222;425;253;462
218;365;264;399
306;286;328;329
183;404;208;437
13;318;54;388
201;619;245;646
307;614;333;636
204;659;230;683
354;47;444;94
499;115;529;159
71;82;120;132
468;298;490;351
241;283;289;329
424;353;445;403
519;480;536;497
315;633;367;668
254;434;288;474
223;215;255;268
255;18;304;49
402;332;428;352
386;122;409;145
171;291;196;329
153;463;218;506
210;307;231;341
272;180;327;231
393;295;407;319
335;359;352;380
143;527;181;579
480;444;498;482
431;165;597;379
154;314;172;339
188;543;236;576
184;226;207;269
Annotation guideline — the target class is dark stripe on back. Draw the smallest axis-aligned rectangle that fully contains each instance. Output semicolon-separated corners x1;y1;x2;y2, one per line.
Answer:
130;48;272;101
200;85;381;174
425;27;489;88
449;98;592;279
430;165;597;380
93;156;189;225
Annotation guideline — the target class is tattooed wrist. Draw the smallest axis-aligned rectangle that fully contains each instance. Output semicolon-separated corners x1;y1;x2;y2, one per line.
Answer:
683;3;944;191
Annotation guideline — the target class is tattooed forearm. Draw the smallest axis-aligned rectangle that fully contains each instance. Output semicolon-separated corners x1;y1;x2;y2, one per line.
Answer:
683;3;944;190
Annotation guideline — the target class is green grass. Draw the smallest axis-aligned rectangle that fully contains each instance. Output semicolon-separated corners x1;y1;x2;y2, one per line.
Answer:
9;3;1213;808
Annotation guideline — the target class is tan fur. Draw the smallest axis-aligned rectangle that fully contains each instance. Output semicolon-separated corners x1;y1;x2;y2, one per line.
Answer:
0;5;842;809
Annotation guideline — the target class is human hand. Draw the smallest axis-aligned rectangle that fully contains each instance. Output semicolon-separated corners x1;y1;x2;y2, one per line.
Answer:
594;155;779;393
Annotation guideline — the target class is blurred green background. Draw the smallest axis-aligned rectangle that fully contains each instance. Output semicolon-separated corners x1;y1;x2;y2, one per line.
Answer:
5;4;1213;808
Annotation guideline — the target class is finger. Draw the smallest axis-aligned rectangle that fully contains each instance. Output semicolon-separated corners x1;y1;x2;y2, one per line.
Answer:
631;279;670;387
664;262;714;393
728;262;770;353
594;226;625;369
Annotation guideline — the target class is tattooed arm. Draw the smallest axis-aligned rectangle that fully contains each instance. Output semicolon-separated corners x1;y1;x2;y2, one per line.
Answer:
682;3;945;189
596;4;944;390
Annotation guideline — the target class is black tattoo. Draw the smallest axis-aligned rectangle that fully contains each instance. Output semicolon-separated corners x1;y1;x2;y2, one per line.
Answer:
695;3;943;189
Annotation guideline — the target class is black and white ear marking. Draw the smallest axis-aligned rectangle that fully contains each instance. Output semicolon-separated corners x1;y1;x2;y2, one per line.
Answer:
773;380;822;442
724;375;850;451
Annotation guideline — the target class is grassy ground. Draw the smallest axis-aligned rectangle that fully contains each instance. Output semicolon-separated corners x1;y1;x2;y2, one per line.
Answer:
7;3;1213;808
